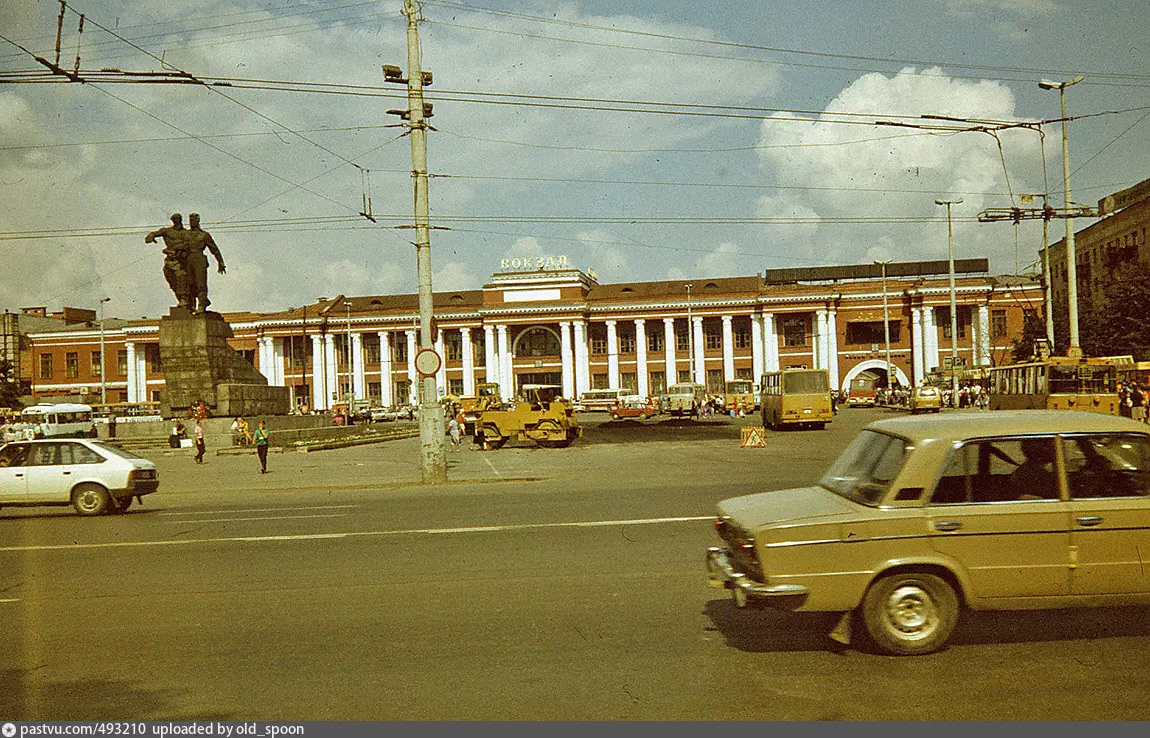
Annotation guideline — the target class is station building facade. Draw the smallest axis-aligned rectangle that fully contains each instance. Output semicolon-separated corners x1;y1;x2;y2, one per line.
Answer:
25;263;1042;410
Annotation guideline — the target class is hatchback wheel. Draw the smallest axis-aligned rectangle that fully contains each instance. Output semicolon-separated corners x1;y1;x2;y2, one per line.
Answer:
861;572;959;655
72;483;112;516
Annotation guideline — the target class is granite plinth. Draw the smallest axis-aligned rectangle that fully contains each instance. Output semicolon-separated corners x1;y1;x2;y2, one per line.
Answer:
158;310;289;418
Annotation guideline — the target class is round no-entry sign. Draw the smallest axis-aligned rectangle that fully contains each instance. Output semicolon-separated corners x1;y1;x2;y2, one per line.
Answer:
414;347;442;377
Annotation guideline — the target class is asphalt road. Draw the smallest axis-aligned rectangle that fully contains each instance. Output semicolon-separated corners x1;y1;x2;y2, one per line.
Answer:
1;408;1148;720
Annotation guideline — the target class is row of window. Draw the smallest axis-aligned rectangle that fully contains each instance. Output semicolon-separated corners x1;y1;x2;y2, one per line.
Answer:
39;347;161;381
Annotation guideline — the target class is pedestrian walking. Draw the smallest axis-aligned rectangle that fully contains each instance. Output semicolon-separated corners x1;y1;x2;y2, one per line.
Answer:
230;417;241;446
1131;383;1146;423
194;418;206;463
253;419;270;473
448;415;462;451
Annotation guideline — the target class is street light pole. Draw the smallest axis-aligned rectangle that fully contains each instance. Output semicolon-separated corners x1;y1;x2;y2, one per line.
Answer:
98;297;110;404
1040;75;1084;357
936;199;963;405
685;283;694;384
874;261;893;390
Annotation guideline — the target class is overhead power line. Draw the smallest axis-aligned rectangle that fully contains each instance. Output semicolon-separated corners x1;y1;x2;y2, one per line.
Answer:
423;0;1150;83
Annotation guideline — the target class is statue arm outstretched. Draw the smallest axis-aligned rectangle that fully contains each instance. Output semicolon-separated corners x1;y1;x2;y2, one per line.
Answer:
206;233;226;274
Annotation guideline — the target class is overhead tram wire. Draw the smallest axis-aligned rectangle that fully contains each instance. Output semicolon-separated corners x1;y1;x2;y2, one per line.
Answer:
422;0;1150;84
68;9;370;174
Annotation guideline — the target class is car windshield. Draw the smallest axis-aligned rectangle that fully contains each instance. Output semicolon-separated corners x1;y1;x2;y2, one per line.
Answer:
819;430;910;505
90;441;147;461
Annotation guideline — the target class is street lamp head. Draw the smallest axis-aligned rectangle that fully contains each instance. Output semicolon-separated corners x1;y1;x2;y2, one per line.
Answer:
99;297;111;304
1039;76;1083;90
934;198;963;206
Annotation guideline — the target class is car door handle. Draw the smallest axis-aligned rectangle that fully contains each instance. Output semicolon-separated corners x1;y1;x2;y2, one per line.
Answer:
934;520;962;532
62;471;71;475
1076;515;1103;527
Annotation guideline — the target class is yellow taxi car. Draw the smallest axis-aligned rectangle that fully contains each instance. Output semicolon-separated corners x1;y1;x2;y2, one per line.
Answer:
908;386;942;414
706;411;1150;655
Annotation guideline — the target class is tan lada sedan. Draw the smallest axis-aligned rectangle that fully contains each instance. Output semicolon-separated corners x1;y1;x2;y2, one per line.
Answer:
706;411;1150;655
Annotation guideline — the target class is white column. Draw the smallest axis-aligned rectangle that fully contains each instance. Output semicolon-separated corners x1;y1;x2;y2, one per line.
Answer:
272;337;285;387
405;330;417;404
351;332;366;402
483;325;497;388
911;307;924;384
378;331;393;406
634;319;648;399
309;335;324;409
497;325;511;398
572;321;588;396
692;317;705;385
461;328;475;395
663;318;677;385
812;311;825;369
324;334;338;406
124;342;138;403
721;315;735;382
751;315;764;381
763;313;779;372
434;330;446;397
605;320;620;388
977;304;991;365
926;307;940;375
826;309;840;389
137;348;148;402
559;321;575;399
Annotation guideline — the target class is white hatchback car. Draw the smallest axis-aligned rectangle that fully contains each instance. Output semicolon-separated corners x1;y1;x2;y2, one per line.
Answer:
0;439;159;516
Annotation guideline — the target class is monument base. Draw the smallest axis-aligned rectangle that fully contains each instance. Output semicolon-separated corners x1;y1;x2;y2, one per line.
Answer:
158;309;290;418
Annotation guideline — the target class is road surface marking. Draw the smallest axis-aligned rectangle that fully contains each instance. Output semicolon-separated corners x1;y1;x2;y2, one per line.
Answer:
161;513;349;524
0;598;20;604
0;515;713;553
480;454;500;476
160;505;360;516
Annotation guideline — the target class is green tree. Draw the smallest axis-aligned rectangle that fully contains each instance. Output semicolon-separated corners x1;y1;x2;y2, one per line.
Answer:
0;358;21;409
1080;275;1150;360
1009;309;1048;363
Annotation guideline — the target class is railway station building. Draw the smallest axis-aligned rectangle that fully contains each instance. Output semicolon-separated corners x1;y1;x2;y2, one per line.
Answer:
25;259;1042;411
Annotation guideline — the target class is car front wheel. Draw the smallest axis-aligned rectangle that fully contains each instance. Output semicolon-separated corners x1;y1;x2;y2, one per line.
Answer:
72;483;113;516
861;572;959;655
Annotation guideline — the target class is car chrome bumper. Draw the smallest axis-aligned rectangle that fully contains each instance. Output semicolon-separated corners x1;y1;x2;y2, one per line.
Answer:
706;546;808;608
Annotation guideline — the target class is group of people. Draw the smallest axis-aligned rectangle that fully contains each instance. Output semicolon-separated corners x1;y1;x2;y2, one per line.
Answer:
171;416;270;471
1118;381;1148;422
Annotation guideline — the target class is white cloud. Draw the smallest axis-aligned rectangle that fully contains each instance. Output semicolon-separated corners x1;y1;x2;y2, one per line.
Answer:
433;261;478;291
754;68;1042;271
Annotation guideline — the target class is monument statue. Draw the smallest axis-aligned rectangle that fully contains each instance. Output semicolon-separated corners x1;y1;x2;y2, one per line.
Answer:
146;211;288;418
145;213;193;311
145;212;226;314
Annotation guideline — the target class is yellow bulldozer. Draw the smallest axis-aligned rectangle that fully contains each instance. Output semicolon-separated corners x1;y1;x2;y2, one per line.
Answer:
475;384;582;449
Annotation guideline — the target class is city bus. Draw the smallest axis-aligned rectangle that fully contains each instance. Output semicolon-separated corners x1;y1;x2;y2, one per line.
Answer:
17;403;97;438
987;357;1119;415
579;388;626;412
723;379;758;412
847;376;877;407
664;383;706;416
760;369;832;429
90;401;163;423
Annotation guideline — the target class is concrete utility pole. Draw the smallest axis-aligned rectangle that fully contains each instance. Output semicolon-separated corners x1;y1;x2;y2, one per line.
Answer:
874;261;894;389
1040;75;1084;358
936;199;962;404
399;0;446;483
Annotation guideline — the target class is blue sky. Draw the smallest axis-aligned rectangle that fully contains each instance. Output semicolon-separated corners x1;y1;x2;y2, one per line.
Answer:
1;0;1147;318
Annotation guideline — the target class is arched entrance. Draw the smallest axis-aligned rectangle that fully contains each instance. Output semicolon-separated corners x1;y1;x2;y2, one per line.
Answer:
511;326;563;398
841;359;910;393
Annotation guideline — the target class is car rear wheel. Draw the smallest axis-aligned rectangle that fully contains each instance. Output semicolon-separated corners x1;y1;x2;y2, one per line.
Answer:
861;572;959;655
72;483;113;516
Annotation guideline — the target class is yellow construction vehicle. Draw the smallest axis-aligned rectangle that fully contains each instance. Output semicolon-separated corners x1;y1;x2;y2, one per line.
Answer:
475;384;582;449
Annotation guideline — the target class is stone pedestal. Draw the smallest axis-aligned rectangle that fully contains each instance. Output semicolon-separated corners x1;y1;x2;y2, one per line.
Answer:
159;309;290;418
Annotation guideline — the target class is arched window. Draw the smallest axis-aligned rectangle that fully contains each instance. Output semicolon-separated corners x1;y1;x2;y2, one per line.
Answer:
514;326;561;357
